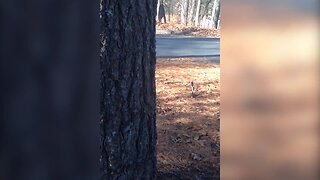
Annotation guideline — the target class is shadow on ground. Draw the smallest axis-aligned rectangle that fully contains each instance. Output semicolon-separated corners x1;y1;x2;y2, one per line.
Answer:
156;58;220;179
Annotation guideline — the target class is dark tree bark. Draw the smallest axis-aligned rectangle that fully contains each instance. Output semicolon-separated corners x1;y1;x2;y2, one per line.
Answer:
100;0;157;179
159;3;167;23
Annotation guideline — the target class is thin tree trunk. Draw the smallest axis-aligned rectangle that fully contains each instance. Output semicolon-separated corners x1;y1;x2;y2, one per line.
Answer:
186;0;190;25
210;2;215;28
188;0;196;25
210;0;220;29
202;0;212;20
195;0;201;26
157;0;161;22
169;0;174;22
181;0;185;24
159;3;167;23
168;2;171;22
100;0;157;179
214;0;221;29
180;0;189;25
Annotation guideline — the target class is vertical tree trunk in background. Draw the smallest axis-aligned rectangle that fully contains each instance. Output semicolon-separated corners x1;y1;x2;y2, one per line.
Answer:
188;0;196;25
156;0;161;20
210;0;220;29
195;0;201;26
210;1;215;28
213;0;221;29
168;3;171;22
180;0;189;25
156;0;163;22
168;0;174;22
186;0;190;25
202;0;212;20
157;1;160;22
159;3;167;23
100;0;157;179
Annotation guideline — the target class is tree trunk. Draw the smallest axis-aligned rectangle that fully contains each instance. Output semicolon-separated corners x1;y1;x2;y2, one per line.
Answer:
168;0;174;22
188;0;196;25
195;0;201;26
211;0;220;29
202;0;212;20
214;0;221;29
159;3;167;23
100;0;157;179
157;0;161;22
168;2;171;22
180;0;189;25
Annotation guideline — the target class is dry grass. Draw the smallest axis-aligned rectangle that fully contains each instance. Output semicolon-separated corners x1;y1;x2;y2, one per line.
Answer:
156;22;220;38
156;58;220;179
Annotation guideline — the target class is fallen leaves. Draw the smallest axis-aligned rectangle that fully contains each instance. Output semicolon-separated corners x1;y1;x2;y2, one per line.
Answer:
156;22;220;38
156;58;220;178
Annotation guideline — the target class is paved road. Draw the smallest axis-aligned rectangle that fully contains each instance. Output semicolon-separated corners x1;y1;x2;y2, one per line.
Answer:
156;36;220;58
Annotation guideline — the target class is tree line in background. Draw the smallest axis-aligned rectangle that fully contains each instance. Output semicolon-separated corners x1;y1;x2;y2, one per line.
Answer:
157;0;221;29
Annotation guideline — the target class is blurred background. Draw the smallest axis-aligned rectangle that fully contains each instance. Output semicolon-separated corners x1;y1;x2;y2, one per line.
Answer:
221;0;319;179
1;0;100;179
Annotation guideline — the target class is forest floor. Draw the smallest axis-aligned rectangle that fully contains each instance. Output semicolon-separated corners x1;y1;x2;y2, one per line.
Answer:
156;22;220;38
156;58;220;179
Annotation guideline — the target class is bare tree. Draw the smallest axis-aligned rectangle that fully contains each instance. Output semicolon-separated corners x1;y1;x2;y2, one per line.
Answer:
167;0;176;22
202;0;213;20
157;0;161;22
211;0;220;29
195;0;202;26
180;0;189;25
159;1;167;23
187;0;196;25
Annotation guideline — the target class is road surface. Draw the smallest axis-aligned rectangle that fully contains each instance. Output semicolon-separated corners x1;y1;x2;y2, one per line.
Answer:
156;36;220;58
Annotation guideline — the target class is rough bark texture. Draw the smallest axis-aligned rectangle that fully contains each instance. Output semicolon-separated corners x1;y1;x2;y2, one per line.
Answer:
100;0;157;179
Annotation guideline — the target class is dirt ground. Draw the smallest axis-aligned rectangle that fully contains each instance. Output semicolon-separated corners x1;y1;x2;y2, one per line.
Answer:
156;58;220;179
